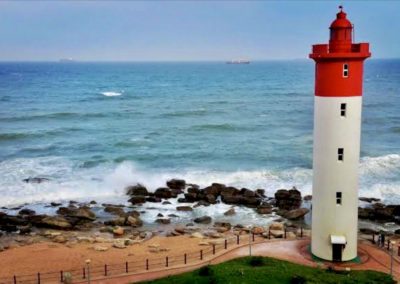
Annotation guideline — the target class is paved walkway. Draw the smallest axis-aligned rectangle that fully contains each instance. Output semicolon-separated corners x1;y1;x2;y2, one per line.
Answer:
75;239;400;284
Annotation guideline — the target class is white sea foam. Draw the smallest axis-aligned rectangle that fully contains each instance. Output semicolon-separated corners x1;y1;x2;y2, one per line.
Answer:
101;91;122;97
0;154;399;208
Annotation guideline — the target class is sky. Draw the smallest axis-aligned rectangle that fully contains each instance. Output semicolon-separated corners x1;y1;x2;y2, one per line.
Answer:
0;1;399;61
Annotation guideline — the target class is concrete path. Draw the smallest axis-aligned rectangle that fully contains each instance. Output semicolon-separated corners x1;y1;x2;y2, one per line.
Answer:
75;239;400;284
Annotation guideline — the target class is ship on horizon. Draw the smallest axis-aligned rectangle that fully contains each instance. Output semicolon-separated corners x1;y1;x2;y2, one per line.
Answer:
226;58;250;64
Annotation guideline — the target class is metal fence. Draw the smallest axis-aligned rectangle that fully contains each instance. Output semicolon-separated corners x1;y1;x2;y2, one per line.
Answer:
0;227;306;284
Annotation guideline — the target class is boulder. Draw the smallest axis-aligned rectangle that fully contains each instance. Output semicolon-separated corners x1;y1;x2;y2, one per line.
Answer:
269;222;284;231
274;188;302;210
194;216;212;224
113;226;124;236
252;226;265;235
270;230;284;238
104;206;125;217
105;217;126;226
18;209;36;216
128;196;146;205
113;240;126;249
220;186;239;197
146;196;162;203
224;208;236;216
214;222;232;230
162;201;172;205
184;193;199;202
126;184;148;196
50;202;62;207
303;195;312;201
257;204;272;215
39;216;72;229
166;179;186;190
56;206;96;221
194;200;210;208
22;177;49;184
283;208;309;220
126;216;143;227
176;206;193;212
155;218;171;225
154;187;172;199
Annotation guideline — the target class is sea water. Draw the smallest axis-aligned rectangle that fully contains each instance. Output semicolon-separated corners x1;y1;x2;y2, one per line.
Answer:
0;60;399;213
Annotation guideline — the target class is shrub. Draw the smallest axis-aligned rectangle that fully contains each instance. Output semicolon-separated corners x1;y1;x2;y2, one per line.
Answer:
249;256;264;267
199;265;212;276
290;275;306;284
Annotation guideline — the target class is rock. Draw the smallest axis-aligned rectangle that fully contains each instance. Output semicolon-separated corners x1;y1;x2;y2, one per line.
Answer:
168;214;179;218
194;216;212;224
358;207;373;219
90;200;97;204
126;210;141;218
275;187;302;210
256;189;266;197
18;208;36;216
286;232;297;239
94;245;109;252
166;179;186;190
126;216;143;227
269;222;284;231
146;196;162;203
157;213;164;217
257;204;272;215
18;225;31;235
128;196;146;205
104;206;125;216
39;216;72;229
77;236;95;243
224;208;236;216
174;226;186;234
214;222;232;230
56;206;96;221
184;193;199;202
22;177;49;183
252;226;265;235
113;240;126;249
282;208;309;220
154;187;173;199
194;200;210;208
270;230;284;238
303;195;312;201
220;186;239;197
113;226;124;236
359;197;380;203
176;206;193;212
191;232;204;239
105;217;126;226
162;201;172;205
126;184;148;196
155;218;171;225
53;235;67;243
50;202;62;207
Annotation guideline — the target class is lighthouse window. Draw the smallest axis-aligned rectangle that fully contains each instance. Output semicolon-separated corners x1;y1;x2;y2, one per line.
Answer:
340;103;347;116
336;192;342;205
343;64;349;78
338;148;344;161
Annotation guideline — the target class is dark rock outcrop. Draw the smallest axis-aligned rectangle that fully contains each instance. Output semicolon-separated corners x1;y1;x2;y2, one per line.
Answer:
126;184;148;196
194;216;212;224
166;179;186;190
275;188;302;210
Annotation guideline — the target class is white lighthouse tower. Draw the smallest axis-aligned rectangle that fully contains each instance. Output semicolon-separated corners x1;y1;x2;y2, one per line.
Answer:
310;7;371;262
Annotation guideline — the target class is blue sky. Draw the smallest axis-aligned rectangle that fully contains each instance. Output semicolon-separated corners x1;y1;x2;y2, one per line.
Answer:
0;1;398;61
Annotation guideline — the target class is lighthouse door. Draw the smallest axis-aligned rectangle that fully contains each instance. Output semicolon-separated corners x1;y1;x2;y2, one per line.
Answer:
332;244;343;262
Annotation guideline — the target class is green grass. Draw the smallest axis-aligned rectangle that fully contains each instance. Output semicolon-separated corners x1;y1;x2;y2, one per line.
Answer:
140;256;394;284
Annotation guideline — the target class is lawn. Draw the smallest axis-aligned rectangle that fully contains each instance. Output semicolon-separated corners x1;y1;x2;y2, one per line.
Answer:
140;256;394;284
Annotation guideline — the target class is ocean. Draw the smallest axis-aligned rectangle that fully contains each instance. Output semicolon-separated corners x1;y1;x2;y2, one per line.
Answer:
0;60;399;214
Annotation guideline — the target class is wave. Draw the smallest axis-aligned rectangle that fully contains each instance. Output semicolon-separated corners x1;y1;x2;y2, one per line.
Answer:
190;123;249;132
101;91;123;97
0;153;399;207
0;128;82;141
0;112;108;122
160;108;208;118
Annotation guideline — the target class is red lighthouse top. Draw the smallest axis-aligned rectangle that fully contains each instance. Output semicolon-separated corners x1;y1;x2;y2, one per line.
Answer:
310;6;371;60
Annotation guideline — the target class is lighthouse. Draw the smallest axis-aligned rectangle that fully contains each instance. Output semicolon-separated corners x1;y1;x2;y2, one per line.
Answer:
310;7;371;262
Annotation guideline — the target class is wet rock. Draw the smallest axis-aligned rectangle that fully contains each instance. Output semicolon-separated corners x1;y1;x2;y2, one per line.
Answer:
184;193;198;202
282;208;309;220
168;214;179;218
154;187;173;199
162;201;172;205
157;213;164;217
214;222;232;230
104;217;126;226
50;202;62;207
89;200;97;204
56;206;96;221
176;206;193;212
166;179;186;190
205;194;217;204
22;177;49;184
18;225;32;235
256;189;266;197
194;216;212;224
146;196;162;203
257;204;272;215
18;208;36;216
126;210;140;218
155;218;171;224
177;198;188;203
128;196;146;205
303;195;312;201
194;200;210;208
275;187;302;210
126;216;143;227
39;216;72;229
104;206;125;217
126;184;148;196
224;208;236;216
359;197;380;203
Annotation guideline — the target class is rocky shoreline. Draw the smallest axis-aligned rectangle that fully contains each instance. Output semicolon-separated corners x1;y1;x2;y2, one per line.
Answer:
0;178;398;252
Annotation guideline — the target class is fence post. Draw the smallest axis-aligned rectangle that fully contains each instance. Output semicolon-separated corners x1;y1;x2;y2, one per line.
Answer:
184;253;187;264
225;239;227;249
82;267;86;279
60;270;64;282
300;227;303;238
166;256;169;267
387;239;390;250
146;259;149;270
372;233;375;244
237;235;239;245
284;228;287;239
213;244;216;255
268;229;271;239
104;264;108;276
200;250;203;260
37;273;41;284
13;276;16;284
126;261;128;273
398;245;400;257
252;233;255;242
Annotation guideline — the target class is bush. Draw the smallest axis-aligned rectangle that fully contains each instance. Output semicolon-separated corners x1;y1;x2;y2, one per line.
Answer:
249;256;264;267
199;265;212;276
290;275;306;284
